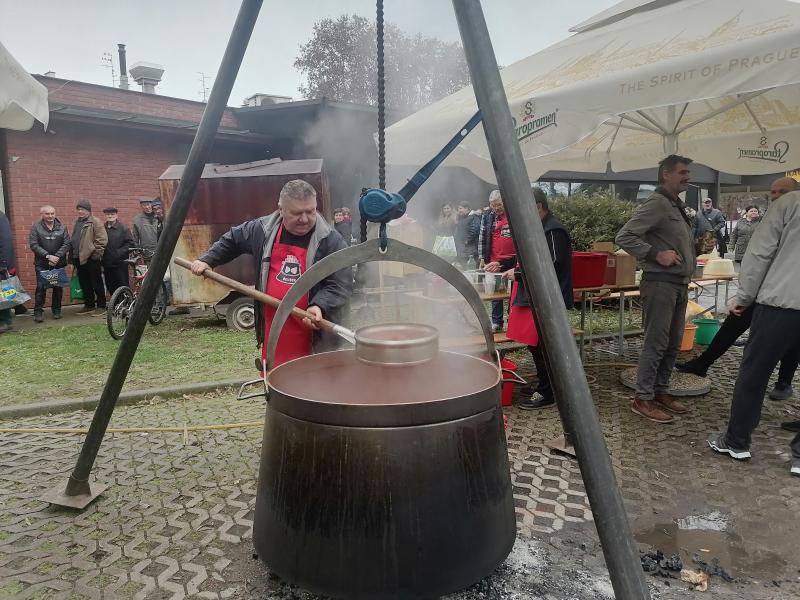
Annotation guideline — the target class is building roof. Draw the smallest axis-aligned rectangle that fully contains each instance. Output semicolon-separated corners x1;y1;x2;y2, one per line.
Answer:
48;102;269;144
159;158;324;180
234;97;406;137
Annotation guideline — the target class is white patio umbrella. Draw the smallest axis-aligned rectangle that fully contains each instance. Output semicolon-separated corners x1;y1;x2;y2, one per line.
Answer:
0;41;49;131
386;0;800;183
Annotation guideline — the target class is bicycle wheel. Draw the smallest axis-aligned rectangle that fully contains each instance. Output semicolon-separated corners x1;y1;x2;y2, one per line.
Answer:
148;282;168;325
107;286;134;340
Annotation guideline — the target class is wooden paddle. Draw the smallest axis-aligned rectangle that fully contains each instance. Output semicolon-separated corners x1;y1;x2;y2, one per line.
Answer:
173;256;355;344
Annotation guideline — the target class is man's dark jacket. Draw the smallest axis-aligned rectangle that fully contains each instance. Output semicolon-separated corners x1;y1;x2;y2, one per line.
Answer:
334;220;352;246
0;211;14;271
199;212;351;352
102;221;134;267
513;211;573;310
29;219;71;269
455;212;480;260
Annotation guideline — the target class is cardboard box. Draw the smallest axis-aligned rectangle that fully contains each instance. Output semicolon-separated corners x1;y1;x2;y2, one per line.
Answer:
591;242;637;287
605;250;637;286
591;241;614;254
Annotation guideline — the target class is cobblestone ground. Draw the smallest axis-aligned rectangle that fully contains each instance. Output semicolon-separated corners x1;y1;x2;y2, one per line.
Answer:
1;340;798;599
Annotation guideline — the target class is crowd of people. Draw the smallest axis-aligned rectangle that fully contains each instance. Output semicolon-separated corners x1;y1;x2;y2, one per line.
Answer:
0;196;166;330
613;157;798;477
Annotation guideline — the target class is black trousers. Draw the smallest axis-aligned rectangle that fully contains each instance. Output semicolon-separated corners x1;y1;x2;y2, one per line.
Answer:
33;267;63;315
725;304;800;451
528;344;552;401
696;304;798;386
77;259;106;309
103;263;129;296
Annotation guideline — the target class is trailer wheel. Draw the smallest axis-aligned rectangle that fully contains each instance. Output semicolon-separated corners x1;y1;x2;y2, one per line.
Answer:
226;296;256;331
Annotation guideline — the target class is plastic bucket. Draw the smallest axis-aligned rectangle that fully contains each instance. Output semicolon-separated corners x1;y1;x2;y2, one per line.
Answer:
680;323;697;352
500;358;518;407
692;318;720;345
571;252;608;288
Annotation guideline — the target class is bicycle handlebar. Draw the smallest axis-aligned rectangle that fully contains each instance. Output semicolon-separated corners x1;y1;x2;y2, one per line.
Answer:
128;248;155;259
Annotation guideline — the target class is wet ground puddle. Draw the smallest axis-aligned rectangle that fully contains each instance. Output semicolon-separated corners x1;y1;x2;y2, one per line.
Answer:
635;511;788;583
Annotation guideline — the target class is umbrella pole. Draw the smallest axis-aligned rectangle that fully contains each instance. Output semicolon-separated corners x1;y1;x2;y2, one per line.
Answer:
451;2;650;598
39;0;264;510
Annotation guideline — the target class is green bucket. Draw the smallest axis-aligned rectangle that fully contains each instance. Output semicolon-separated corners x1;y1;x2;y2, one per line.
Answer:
692;318;721;345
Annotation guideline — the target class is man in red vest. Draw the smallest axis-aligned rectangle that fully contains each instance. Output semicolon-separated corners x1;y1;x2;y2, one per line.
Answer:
190;180;351;367
479;190;517;332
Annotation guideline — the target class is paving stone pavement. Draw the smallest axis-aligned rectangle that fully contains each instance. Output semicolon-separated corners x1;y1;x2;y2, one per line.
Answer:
0;340;799;599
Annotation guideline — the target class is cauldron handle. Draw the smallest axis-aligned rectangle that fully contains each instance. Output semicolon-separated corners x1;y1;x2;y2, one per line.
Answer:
266;238;497;371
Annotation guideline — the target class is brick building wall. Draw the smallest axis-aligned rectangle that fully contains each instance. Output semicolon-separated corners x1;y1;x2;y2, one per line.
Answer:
0;78;262;306
3;122;259;303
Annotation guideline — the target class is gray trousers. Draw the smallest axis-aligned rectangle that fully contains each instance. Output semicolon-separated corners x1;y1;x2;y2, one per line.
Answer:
635;279;688;399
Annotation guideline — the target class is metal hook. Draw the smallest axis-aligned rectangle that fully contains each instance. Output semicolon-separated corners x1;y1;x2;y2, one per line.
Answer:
379;223;388;252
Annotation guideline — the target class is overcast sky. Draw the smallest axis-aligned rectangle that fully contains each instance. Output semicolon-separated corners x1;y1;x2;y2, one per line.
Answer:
1;0;618;105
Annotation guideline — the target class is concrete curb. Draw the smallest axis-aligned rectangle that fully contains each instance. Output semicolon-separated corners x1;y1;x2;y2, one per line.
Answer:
0;378;252;420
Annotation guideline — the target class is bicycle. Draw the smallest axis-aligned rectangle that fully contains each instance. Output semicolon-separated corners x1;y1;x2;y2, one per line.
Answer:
106;248;168;340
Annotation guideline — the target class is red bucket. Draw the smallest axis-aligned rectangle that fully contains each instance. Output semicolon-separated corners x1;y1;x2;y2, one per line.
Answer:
500;358;519;407
571;251;608;288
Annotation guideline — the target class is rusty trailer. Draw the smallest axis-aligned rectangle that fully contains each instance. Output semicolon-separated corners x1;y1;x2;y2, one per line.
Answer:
158;158;330;330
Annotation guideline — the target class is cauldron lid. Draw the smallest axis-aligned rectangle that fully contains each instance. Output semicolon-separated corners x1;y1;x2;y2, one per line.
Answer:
355;322;438;367
267;350;500;427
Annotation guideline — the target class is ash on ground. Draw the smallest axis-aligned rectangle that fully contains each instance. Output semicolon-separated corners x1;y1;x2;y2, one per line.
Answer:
230;534;620;600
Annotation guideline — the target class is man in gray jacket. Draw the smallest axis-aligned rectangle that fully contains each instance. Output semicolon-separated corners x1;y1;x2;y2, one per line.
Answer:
616;155;696;423
708;191;800;477
132;198;160;256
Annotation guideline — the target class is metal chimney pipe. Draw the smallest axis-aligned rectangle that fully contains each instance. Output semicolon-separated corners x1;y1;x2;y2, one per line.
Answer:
117;44;129;90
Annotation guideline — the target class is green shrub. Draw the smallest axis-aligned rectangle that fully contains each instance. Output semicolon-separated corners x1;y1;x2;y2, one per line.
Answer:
549;192;637;251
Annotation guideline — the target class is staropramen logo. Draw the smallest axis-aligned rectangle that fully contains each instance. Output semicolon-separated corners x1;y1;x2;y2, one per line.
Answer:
513;98;558;142
738;137;790;164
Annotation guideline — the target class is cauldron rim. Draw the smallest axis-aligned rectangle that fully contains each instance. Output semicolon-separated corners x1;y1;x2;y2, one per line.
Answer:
267;349;501;427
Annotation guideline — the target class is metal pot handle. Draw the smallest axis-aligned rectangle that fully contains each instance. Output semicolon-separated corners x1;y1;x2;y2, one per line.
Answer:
266;238;497;370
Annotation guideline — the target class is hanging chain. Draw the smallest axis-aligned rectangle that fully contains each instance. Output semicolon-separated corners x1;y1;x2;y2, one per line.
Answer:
376;0;386;190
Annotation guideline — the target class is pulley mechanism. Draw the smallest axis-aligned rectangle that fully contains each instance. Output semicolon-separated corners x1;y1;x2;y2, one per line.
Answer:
359;188;406;250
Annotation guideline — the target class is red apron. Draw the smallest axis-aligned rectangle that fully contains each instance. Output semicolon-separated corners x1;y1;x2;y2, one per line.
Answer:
490;216;516;262
261;225;312;368
506;282;539;347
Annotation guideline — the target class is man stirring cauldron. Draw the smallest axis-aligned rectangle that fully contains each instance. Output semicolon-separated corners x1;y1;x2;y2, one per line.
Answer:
190;180;351;367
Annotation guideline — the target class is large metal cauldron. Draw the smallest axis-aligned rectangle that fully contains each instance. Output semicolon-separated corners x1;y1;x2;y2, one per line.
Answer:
253;239;516;599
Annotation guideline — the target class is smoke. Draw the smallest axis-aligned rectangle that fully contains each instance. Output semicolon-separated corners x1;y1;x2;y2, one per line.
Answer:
297;106;378;213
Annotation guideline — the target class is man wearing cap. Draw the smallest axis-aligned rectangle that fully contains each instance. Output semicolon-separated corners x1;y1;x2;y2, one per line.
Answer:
29;205;71;322
132;197;160;256
101;207;134;296
694;196;728;254
71;200;108;314
190;179;351;368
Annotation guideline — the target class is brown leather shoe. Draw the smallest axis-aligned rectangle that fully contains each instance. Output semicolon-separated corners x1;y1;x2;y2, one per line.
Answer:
631;396;674;423
654;393;689;414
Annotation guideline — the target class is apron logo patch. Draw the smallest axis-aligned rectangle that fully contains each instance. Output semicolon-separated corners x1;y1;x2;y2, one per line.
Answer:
276;254;301;284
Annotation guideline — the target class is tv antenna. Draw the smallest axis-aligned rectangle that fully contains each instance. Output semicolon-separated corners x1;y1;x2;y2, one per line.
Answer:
101;52;117;87
198;71;210;101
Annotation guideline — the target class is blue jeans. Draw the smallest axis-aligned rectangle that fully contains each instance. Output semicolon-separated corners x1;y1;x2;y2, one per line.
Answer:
491;299;505;327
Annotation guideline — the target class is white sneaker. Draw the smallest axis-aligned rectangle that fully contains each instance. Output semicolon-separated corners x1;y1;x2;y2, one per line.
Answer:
491;323;501;333
791;459;800;477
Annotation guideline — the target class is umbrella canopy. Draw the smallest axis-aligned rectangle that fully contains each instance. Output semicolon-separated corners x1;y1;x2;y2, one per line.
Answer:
0;41;49;131
386;0;800;182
